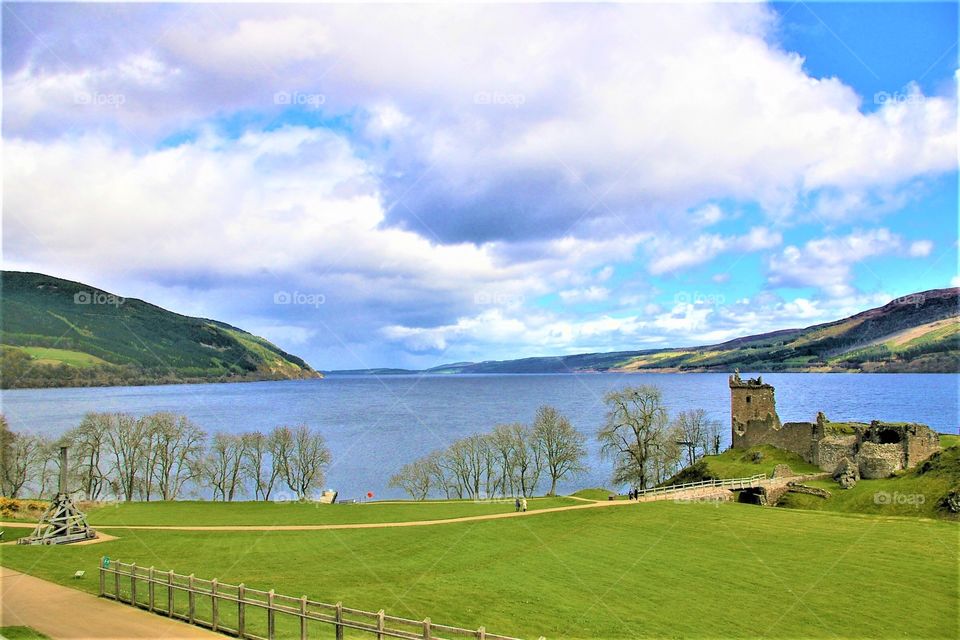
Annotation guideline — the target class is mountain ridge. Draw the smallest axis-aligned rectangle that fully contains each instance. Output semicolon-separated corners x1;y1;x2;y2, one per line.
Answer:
327;288;959;375
0;271;322;388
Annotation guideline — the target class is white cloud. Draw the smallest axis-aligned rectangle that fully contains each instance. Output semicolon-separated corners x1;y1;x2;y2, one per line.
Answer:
559;286;610;304
767;229;930;297
649;227;782;275
908;240;934;257
5;4;955;243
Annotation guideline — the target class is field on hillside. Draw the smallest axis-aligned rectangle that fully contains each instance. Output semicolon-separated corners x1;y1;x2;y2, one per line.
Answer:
2;501;956;639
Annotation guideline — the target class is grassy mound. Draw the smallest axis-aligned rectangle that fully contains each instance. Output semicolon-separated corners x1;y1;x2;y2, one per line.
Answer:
699;445;821;479
1;501;955;638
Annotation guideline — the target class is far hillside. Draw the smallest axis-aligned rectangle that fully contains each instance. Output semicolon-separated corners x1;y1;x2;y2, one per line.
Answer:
0;271;321;388
331;287;960;375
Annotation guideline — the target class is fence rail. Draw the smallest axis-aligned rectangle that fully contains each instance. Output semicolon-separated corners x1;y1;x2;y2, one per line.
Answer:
638;473;767;497
100;559;522;640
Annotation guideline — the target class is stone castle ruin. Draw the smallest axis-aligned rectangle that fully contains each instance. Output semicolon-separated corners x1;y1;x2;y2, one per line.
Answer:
729;372;940;479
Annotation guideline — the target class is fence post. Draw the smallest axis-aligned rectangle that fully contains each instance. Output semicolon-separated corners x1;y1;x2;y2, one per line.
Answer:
237;583;246;639
211;578;219;632
477;626;486;640
148;567;156;612
299;595;308;640
188;574;196;624
335;602;344;640
423;617;432;640
377;609;385;640
130;563;137;605
99;558;105;597
114;560;121;600
267;589;276;640
167;570;175;617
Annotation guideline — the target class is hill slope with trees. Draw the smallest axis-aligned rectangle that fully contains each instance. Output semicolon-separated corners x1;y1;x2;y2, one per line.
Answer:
1;271;321;388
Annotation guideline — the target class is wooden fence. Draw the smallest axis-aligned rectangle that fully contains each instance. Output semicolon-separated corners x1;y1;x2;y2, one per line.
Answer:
637;473;767;498
100;559;522;640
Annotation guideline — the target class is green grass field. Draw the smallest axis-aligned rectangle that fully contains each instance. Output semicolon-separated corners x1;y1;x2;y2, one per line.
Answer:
2;500;956;639
82;497;577;526
17;346;108;368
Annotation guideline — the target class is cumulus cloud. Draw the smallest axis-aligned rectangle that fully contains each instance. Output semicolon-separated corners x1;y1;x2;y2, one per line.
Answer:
649;227;782;275
5;4;956;243
2;3;956;367
766;229;932;297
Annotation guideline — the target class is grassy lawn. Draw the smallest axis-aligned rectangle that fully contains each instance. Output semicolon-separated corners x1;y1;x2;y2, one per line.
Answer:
0;627;51;640
82;496;578;527
1;501;955;639
701;445;822;479
0;527;36;543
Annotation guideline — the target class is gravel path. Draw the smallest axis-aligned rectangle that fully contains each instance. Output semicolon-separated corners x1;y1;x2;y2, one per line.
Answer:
0;566;221;639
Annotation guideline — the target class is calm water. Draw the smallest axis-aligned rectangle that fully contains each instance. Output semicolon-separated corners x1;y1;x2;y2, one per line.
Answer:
2;373;957;499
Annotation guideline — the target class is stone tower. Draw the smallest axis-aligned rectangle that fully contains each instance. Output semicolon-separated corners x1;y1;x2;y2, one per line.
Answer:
729;371;781;448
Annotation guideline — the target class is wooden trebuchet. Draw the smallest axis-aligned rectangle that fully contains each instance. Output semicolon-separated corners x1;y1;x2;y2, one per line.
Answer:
18;446;97;545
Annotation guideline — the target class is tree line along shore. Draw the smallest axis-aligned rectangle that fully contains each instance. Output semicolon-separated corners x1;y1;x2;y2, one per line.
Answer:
1;385;723;506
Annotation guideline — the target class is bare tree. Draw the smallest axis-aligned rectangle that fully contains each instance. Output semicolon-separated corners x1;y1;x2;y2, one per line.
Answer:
673;408;711;466
389;458;433;500
281;425;331;500
243;429;284;501
105;413;149;502
704;414;723;456
533;406;587;496
489;424;520;497
0;420;45;498
204;433;248;501
598;385;668;490
426;450;456;499
509;423;543;497
146;413;206;501
35;436;61;497
65;413;111;500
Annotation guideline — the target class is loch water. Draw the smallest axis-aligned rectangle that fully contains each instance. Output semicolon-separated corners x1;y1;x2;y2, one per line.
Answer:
2;372;957;499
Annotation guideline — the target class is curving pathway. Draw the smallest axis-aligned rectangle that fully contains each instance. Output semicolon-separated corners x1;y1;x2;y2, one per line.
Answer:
0;480;795;535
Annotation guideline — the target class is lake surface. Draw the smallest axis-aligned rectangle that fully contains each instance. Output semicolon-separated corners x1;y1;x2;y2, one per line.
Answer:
2;373;957;499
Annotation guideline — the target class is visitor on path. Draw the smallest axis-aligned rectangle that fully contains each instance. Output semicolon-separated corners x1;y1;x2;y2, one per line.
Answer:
521;497;528;512
515;498;521;512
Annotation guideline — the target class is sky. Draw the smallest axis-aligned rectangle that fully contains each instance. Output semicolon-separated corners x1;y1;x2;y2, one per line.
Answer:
2;2;958;371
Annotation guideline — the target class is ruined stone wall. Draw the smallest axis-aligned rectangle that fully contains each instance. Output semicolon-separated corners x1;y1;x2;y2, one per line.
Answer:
858;442;905;479
903;426;941;468
815;436;859;473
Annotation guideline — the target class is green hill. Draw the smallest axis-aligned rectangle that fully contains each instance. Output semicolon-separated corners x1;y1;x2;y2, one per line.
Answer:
0;271;321;388
329;287;959;375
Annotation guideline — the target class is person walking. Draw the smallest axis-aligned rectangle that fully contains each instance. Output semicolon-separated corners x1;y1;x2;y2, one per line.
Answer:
521;497;528;512
514;497;521;512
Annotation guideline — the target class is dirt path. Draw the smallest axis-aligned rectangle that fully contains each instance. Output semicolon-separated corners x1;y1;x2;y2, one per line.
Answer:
0;483;775;534
0;566;220;639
